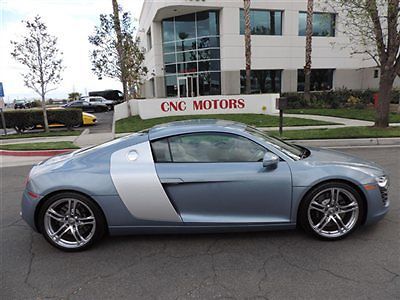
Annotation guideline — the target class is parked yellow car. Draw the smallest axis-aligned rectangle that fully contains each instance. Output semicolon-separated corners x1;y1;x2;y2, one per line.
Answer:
37;109;97;128
81;112;97;126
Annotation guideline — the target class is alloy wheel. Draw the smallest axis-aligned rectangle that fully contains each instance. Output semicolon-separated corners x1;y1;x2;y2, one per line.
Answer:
307;187;359;238
44;198;96;249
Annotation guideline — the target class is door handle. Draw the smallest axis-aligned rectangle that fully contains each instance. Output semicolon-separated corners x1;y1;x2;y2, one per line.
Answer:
160;178;184;184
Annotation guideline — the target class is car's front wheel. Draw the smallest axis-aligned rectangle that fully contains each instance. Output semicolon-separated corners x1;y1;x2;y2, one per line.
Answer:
299;182;365;240
38;192;106;251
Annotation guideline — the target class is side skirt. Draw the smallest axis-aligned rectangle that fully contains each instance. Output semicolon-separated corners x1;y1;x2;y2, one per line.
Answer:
108;223;296;236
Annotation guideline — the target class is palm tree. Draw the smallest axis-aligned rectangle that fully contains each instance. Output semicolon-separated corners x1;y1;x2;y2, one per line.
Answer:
244;0;252;94
304;0;314;104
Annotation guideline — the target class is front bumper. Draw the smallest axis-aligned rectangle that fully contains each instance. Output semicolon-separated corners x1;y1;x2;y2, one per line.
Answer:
364;184;390;225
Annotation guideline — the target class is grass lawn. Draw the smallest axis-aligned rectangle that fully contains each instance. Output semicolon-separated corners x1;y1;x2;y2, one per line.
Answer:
115;114;336;133
0;141;79;151
287;108;400;123
267;126;400;140
0;130;81;140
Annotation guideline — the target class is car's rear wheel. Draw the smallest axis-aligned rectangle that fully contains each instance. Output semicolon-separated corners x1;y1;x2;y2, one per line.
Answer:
38;192;106;251
299;182;365;240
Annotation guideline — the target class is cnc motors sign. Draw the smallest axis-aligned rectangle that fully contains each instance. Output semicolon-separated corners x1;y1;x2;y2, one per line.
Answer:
132;94;280;120
161;98;246;113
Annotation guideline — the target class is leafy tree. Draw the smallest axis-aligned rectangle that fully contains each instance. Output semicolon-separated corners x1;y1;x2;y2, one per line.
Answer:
244;0;252;94
89;1;147;104
10;15;64;132
304;0;314;104
327;0;400;128
68;92;82;101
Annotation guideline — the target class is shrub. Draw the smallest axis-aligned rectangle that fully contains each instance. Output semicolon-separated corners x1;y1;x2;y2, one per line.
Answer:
283;88;398;109
0;109;82;132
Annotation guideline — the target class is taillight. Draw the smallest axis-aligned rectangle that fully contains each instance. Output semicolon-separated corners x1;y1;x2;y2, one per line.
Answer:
27;191;39;199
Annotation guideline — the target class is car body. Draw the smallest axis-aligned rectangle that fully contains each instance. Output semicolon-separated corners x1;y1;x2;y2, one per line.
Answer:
81;96;115;110
21;120;390;251
14;100;31;109
63;100;108;113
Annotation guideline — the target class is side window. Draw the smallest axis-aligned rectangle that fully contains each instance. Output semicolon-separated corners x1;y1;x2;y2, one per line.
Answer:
151;139;172;162
168;133;266;163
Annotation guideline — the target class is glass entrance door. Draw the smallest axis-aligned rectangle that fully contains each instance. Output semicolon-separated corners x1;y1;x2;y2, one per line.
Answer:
177;76;199;98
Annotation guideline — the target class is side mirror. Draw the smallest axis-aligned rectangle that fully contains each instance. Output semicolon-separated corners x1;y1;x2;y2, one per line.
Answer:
263;152;279;168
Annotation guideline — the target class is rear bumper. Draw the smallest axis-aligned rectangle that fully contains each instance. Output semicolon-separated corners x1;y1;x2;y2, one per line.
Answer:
21;190;41;232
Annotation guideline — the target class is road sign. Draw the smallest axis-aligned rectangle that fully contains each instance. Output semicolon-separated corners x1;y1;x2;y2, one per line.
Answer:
0;97;6;135
0;82;4;97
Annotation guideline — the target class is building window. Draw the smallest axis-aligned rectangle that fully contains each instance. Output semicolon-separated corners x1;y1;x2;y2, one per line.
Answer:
374;69;379;78
147;28;152;51
240;9;282;35
299;12;336;37
240;70;282;94
162;11;221;97
297;69;334;91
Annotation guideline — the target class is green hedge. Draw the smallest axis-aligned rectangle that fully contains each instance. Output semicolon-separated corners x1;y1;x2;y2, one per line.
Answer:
283;89;400;109
0;109;82;132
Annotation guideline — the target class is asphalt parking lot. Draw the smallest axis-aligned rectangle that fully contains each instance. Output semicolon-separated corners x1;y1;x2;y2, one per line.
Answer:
88;111;113;134
1;147;399;299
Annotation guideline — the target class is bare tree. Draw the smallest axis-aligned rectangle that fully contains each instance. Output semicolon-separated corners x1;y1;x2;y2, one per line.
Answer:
327;0;400;128
89;1;147;105
112;0;129;103
304;0;314;104
10;15;64;132
244;0;252;94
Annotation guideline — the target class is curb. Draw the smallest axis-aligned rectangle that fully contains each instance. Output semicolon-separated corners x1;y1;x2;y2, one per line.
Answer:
0;149;73;157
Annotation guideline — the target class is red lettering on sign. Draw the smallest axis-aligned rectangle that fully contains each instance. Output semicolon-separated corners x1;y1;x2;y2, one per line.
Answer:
220;99;228;109
161;101;187;112
238;99;245;109
178;101;186;111
193;100;203;110
203;100;212;110
170;102;179;111
212;99;219;109
229;99;237;109
161;102;169;112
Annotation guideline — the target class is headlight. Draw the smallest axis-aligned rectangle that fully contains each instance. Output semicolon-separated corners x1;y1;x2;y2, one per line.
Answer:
375;175;388;188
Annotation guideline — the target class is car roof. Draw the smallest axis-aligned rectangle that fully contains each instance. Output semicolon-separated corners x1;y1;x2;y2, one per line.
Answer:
148;119;248;140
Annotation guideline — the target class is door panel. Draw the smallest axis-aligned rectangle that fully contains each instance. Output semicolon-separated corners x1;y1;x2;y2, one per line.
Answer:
155;162;292;224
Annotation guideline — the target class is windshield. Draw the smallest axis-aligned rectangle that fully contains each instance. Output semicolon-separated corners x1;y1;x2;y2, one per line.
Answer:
245;126;305;160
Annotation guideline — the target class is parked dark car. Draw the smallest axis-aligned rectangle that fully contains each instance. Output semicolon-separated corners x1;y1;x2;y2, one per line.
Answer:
14;100;31;109
63;100;108;113
89;90;124;103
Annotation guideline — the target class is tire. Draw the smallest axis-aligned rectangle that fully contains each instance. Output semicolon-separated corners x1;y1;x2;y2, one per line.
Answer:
298;182;365;241
38;192;106;251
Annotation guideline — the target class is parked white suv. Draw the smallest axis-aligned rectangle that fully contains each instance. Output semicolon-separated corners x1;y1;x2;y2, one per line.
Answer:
81;96;115;111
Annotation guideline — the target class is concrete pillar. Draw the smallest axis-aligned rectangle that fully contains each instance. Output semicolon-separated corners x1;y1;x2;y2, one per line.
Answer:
281;70;298;93
221;71;241;95
155;76;166;98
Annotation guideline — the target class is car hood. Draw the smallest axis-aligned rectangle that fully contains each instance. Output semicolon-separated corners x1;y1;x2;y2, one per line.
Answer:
303;147;385;175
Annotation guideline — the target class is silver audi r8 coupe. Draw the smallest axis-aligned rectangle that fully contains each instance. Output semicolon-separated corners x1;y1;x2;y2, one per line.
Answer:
21;120;390;251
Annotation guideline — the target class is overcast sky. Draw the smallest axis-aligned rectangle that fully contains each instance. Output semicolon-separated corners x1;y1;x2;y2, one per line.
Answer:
0;0;144;102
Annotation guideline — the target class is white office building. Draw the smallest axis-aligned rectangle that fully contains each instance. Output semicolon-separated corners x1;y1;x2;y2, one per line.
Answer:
137;0;389;99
